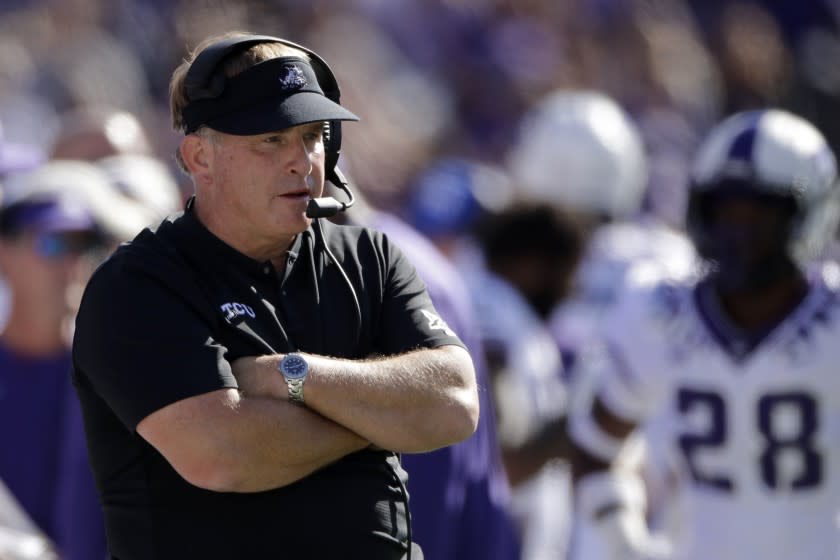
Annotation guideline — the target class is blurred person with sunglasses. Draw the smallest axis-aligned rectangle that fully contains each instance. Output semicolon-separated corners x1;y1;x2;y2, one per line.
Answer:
0;177;109;560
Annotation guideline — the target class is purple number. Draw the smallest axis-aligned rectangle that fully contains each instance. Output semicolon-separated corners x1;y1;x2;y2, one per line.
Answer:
758;393;822;489
677;389;733;492
677;388;822;492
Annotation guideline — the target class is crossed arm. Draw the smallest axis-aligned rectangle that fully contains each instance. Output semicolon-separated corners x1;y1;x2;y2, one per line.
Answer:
137;344;478;493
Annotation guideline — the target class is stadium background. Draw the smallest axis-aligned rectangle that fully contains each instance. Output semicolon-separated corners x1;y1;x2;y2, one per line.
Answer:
0;0;839;227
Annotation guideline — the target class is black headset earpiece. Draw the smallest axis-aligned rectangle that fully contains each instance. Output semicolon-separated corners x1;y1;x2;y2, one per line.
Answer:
183;33;353;214
183;35;277;101
184;34;341;102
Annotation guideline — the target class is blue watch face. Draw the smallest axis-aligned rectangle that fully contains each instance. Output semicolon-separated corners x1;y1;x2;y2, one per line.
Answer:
282;355;308;379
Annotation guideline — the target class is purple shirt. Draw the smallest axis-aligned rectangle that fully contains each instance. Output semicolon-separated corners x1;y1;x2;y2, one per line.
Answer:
371;212;521;560
0;343;107;560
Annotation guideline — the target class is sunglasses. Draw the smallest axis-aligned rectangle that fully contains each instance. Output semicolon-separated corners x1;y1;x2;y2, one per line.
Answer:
32;232;104;259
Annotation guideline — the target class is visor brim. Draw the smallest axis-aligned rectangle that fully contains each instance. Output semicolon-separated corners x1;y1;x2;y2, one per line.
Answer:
205;91;359;135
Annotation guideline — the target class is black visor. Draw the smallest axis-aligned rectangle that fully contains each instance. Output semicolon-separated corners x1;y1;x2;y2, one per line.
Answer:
182;56;359;135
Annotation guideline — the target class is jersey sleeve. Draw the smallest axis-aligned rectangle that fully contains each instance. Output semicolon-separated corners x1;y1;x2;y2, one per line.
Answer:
373;232;467;355
590;284;668;424
72;256;238;431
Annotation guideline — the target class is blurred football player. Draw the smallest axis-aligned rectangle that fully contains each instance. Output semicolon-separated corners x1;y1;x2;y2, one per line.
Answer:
503;91;694;559
507;90;696;369
568;109;840;559
406;158;573;560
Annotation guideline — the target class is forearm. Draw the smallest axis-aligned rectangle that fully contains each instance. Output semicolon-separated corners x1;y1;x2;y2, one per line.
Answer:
138;389;368;493
244;345;478;452
216;395;369;491
307;345;478;452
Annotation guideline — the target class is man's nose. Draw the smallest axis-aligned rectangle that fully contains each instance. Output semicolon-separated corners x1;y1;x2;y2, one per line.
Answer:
288;134;314;176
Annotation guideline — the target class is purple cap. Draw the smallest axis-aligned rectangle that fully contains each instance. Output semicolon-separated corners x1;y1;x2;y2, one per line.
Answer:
0;196;96;237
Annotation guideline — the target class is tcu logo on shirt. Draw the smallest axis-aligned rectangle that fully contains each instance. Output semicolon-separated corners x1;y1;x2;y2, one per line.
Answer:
221;302;256;322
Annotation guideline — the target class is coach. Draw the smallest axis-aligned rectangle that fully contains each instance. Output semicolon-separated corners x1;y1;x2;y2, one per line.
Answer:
71;32;478;560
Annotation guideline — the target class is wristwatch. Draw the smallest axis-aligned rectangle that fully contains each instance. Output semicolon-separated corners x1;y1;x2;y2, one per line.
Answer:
279;353;309;405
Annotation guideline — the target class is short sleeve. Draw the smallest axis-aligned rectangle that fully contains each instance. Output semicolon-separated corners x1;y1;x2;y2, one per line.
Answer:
591;286;667;424
72;258;238;430
374;234;466;355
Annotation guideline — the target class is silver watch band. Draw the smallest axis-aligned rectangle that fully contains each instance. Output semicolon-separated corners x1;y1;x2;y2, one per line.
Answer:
286;378;305;404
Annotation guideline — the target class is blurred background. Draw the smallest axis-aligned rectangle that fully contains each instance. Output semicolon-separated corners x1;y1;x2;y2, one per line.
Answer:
2;1;840;559
0;0;838;220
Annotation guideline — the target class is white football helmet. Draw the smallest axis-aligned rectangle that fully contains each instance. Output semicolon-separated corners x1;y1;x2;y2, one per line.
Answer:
97;154;183;223
507;91;648;219
3;160;152;242
688;109;839;260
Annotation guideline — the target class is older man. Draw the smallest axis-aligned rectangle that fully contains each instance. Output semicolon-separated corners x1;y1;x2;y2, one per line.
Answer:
72;32;478;560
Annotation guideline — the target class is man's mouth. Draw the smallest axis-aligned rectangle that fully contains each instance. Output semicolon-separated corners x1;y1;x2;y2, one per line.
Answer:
279;189;310;200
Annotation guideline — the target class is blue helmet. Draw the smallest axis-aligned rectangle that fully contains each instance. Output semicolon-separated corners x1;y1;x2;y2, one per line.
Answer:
406;157;513;238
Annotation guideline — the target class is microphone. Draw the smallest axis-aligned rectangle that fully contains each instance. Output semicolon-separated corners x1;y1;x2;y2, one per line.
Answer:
305;167;356;218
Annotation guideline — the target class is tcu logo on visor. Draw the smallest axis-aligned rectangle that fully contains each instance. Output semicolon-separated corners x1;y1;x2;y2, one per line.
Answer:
279;65;307;90
221;302;256;322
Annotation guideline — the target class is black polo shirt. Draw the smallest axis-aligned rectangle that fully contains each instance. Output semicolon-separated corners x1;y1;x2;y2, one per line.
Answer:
71;201;464;560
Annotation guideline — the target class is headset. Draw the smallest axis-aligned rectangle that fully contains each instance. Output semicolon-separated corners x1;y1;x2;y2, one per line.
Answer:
183;33;355;219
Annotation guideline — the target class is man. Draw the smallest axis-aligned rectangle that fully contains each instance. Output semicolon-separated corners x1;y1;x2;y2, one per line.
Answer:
504;91;694;559
71;32;478;560
0;173;109;560
568;109;840;559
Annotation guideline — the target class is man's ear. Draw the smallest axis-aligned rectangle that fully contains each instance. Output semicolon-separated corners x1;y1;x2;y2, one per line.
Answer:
180;135;212;185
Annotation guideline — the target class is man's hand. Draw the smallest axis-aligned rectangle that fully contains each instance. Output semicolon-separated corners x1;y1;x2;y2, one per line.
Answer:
575;470;672;560
231;355;287;399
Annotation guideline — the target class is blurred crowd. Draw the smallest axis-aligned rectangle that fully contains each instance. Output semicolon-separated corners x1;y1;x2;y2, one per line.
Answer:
2;0;840;559
0;0;839;214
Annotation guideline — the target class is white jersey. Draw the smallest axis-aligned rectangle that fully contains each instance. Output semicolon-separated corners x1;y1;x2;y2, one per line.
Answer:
596;261;840;560
556;221;696;560
456;242;571;560
550;219;696;378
